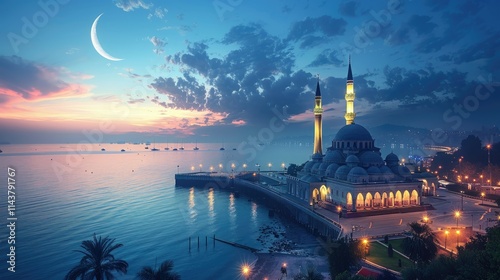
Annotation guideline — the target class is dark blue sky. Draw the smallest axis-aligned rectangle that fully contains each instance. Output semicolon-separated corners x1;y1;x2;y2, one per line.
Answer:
0;0;499;143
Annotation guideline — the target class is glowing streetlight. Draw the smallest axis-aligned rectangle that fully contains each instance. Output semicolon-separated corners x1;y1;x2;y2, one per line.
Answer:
487;144;492;185
210;166;214;172
243;163;247;171
191;165;195;171
460;191;464;211
280;263;287;276
480;174;484;185
456;230;460;248
423;215;429;223
481;192;485;205
241;264;250;280
337;206;342;222
444;230;449;249
362;238;369;258
268;162;272;171
218;163;223;172
281;162;286;171
199;164;203;172
455;211;460;227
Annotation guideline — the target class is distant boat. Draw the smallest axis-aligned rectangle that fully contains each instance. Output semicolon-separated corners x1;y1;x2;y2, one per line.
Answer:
232;148;237;151
220;147;225;151
101;148;106;151
0;149;2;153
151;147;159;151
145;146;149;149
120;149;125;152
193;140;199;150
164;147;169;151
179;147;184;150
172;148;178;151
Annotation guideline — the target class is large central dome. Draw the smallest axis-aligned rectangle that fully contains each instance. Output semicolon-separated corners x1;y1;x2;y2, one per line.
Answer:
334;123;373;141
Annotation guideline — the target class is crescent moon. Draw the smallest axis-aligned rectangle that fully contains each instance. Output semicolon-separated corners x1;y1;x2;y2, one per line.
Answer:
91;13;123;61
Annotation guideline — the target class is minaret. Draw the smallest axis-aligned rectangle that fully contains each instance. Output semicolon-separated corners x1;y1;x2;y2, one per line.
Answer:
313;78;323;156
344;56;355;125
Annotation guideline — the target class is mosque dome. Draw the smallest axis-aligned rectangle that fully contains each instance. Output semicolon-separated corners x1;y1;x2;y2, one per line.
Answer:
311;162;321;174
325;163;340;177
318;162;330;175
346;155;360;167
330;150;345;164
334;124;373;141
385;153;399;165
360;151;384;167
380;165;393;174
303;161;315;172
348;166;369;183
335;165;351;180
300;174;320;183
367;166;381;174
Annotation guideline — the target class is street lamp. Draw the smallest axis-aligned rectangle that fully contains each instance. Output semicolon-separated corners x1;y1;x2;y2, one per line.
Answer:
243;163;247;172
481;192;485;205
268;162;272;171
241;264;250;280
362;239;369;258
460;191;464;211
219;163;223;172
455;211;460;228
337;206;342;223
456;230;460;248
423;215;429;223
444;230;449;249
281;162;286;172
487;144;492;185
199;164;203;172
480;174;484;185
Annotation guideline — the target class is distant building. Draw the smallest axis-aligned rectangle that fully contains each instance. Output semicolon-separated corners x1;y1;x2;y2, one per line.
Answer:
287;57;427;212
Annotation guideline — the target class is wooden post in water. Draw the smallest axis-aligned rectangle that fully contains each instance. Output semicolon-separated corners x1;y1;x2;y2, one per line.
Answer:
205;236;208;248
189;237;191;252
213;234;215;248
198;236;200;249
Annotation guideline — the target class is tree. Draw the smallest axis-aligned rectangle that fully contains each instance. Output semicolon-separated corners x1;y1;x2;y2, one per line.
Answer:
136;260;180;280
402;222;437;263
65;234;128;280
459;135;483;164
293;265;324;280
328;238;363;277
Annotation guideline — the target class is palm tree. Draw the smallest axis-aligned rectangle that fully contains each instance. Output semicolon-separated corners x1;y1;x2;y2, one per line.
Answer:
293;265;324;280
136;260;180;280
65;234;128;280
402;222;438;263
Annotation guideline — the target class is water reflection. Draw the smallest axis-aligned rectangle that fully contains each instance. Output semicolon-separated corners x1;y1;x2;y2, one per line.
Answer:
189;187;197;220
228;193;236;227
208;188;215;219
251;202;258;226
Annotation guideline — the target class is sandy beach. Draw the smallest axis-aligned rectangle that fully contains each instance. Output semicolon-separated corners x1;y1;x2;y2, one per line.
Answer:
250;253;330;279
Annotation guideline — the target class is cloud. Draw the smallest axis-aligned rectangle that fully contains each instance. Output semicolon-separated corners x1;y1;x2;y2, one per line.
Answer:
308;49;343;67
148;7;168;19
149;36;166;54
386;15;437;46
338;1;358;17
0;56;90;104
114;0;152;12
287;16;347;48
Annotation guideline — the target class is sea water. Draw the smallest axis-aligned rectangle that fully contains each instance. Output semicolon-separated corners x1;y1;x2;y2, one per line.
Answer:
0;143;311;280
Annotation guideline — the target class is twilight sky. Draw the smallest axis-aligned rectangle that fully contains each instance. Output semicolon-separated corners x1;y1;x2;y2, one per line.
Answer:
0;0;499;144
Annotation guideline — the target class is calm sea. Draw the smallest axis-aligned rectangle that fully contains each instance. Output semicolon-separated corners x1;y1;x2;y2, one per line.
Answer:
0;143;311;280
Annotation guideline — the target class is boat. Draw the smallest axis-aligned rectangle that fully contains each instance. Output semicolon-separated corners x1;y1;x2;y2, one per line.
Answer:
151;147;159;151
220;147;225;151
145;146;149;149
164;147;169;151
193;140;199;150
120;149;125;152
172;148;178;151
179;147;184;150
101;148;106;151
0;149;3;153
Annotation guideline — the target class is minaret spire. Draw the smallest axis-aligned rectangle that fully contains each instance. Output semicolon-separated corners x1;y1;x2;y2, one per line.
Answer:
313;77;323;156
344;56;355;125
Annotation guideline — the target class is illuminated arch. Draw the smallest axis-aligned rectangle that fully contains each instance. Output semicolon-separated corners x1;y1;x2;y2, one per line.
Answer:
382;192;388;207
320;185;328;201
356;193;364;209
395;191;402;206
346;192;353;209
411;190;419;205
422;179;429;196
389;192;394;207
365;192;373;208
312;188;320;203
374;192;382;208
403;190;410;206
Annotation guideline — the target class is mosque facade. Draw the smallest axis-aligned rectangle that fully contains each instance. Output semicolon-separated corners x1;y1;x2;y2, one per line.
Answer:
286;58;424;212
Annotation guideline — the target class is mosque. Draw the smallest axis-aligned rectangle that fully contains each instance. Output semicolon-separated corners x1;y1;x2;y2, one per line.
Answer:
286;58;427;212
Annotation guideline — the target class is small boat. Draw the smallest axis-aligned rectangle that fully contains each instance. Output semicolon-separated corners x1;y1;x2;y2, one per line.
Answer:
145;146;149;149
172;148;178;151
232;148;237;151
151;147;159;151
101;148;106;151
0;149;3;153
164;147;169;151
220;147;225;151
179;147;184;150
193;147;199;150
120;149;126;152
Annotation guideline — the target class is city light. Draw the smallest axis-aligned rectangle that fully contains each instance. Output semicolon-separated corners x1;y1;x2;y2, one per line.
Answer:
445;230;449;249
241;264;250;280
455;211;460;227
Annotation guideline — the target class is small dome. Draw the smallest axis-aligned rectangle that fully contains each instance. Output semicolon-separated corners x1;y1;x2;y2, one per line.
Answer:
367;166;381;174
334;124;373;142
380;165;393;174
325;163;340;177
348;166;368;176
329;150;345;164
346;155;360;165
303;161;314;172
323;149;336;163
311;162;321;174
335;165;351;180
392;165;411;177
360;151;384;167
317;162;330;176
385;152;399;164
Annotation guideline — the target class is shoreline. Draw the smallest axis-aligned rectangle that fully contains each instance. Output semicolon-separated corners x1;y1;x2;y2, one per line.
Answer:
251;252;330;279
